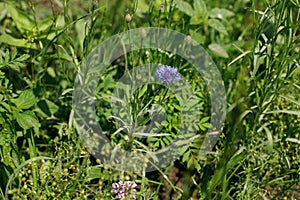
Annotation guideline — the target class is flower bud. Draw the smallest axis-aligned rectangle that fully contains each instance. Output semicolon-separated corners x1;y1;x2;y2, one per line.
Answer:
140;28;147;38
185;35;192;44
125;14;132;22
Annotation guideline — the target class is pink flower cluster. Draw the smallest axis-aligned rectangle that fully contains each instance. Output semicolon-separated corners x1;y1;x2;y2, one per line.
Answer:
111;181;137;199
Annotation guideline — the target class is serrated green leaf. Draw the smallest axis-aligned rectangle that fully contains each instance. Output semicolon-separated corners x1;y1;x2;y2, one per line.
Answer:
207;19;228;35
15;111;40;130
11;49;17;60
208;43;229;58
7;63;20;71
12;90;36;110
182;150;191;162
5;50;9;63
194;162;201;172
187;156;194;168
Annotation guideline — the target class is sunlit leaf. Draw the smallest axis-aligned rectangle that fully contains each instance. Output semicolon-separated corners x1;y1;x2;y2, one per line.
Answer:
208;43;229;58
207;19;228;35
15;111;40;130
174;0;196;16
12;90;36;110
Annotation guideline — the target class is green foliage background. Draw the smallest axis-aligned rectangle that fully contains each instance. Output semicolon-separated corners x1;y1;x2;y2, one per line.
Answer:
0;0;299;199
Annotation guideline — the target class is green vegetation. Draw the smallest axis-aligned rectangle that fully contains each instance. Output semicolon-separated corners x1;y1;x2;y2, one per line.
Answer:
0;0;299;199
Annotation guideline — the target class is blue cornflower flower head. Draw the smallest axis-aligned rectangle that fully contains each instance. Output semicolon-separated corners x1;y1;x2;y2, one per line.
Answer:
156;65;181;84
111;181;137;199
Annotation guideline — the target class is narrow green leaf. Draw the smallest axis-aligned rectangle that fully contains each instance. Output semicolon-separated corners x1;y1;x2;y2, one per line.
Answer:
0;70;4;78
138;84;148;99
15;54;30;62
182;150;191;162
0;34;37;49
228;50;252;66
266;110;300;116
200;116;210;123
279;95;300;107
5;50;9;63
226;147;246;171
285;138;300;145
263;126;273;151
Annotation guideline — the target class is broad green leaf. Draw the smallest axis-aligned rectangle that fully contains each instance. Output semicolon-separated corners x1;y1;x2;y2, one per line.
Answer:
208;43;229;58
86;166;102;180
209;8;234;19
207;19;228;35
194;0;208;19
190;16;203;25
36;17;54;33
174;0;196;16
36;99;59;118
189;30;205;43
12;90;36;110
0;34;37;49
7;4;35;33
15;111;40;130
36;15;65;40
